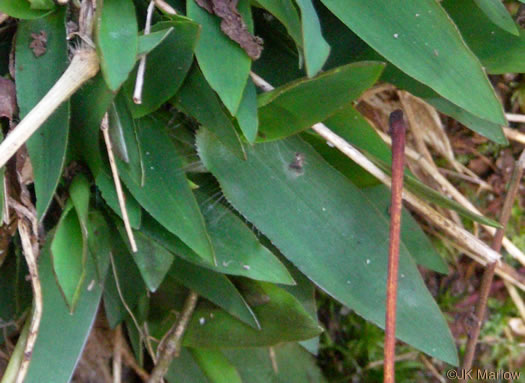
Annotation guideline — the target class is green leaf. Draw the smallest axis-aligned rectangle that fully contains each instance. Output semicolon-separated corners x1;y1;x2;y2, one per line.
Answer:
95;171;142;229
364;185;448;273
70;73;116;176
167;257;260;329
27;0;54;10
69;174;91;235
320;0;506;125
257;62;384;141
120;117;215;264
473;0;518;36
295;0;330;77
86;211;113;281
187;0;252;115
166;348;210;383
109;92;144;184
443;0;525;74
235;79;259;143
0;0;53;18
116;224;174;292
51;202;86;311
191;349;242;383
141;194;295;285
137;27;174;56
224;343;327;383
103;235;147;328
197;129;458;365
24;236;106;383
158;281;321;348
125;18;200;118
15;9;69;220
174;65;246;159
255;0;303;49
95;0;138;90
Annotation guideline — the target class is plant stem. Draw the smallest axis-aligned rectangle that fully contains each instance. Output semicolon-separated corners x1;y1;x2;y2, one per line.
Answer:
384;110;406;383
147;291;199;383
459;149;525;379
0;49;99;170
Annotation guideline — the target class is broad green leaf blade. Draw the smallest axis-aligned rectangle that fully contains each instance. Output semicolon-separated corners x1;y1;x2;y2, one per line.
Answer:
175;65;246;159
95;172;142;229
120;118;215;263
117;224;174;292
295;0;330;77
197;129;458;365
174;281;321;348
95;0;138;90
191;349;242;383
110;92;144;184
137;27;174;56
141;199;295;285
166;348;210;383
235;79;259;143
24;237;106;383
51;203;86;311
87;211;113;281
69;174;91;235
70;73;116;176
364;185;448;273
224;343;327;383
444;0;525;74
473;0;518;36
257;62;384;141
187;0;251;115
16;9;69;220
27;0;54;10
255;0;303;48
103;236;147;328
125;19;200;118
377;63;508;143
320;0;506;125
0;0;53;18
167;257;260;329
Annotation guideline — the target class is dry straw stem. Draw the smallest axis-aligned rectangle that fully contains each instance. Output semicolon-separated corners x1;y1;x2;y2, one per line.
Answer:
101;114;138;252
133;1;156;104
460;149;525;377
148;291;199;383
14;220;43;383
154;0;177;14
375;129;525;267
0;49;99;170
503;127;525;145
250;73;501;264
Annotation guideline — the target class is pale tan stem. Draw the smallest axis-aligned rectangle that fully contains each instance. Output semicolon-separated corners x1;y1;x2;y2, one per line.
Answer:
250;72;501;264
503;127;525;145
375;129;525;267
14;220;42;383
0;50;99;170
154;0;177;14
133;1;155;104
101;115;138;252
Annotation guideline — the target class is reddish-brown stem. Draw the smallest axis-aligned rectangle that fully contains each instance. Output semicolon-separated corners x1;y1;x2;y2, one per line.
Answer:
384;110;406;383
459;150;525;379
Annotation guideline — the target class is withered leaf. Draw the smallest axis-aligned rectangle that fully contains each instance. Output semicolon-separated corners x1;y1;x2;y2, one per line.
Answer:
29;30;47;58
195;0;263;60
0;77;17;120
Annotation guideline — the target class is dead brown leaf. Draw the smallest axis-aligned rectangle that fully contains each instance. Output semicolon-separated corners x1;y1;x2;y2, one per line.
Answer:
195;0;263;59
0;77;17;120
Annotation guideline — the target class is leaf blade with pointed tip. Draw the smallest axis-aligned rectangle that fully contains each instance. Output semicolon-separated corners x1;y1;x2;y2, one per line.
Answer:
96;0;138;91
15;9;69;220
120;118;215;264
197;129;458;365
320;0;506;125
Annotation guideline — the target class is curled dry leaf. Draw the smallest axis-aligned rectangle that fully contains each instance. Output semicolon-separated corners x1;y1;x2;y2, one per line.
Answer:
0;77;17;120
195;0;263;59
